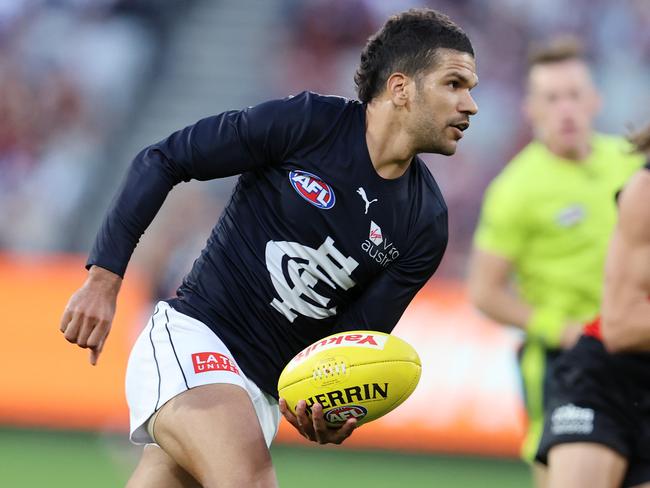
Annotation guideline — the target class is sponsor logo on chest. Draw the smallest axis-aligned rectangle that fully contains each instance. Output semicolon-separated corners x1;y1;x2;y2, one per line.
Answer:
362;220;400;267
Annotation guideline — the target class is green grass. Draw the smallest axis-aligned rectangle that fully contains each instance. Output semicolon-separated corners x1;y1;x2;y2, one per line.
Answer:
0;428;532;487
272;445;532;488
0;428;135;487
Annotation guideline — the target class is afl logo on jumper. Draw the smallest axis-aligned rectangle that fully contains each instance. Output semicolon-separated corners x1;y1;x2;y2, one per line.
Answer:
289;170;336;209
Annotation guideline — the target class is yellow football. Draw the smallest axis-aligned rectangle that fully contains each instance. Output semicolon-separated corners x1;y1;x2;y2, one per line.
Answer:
278;330;421;427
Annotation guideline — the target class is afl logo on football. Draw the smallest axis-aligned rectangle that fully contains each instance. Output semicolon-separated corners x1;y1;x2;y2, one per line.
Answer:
289;170;335;209
324;405;368;424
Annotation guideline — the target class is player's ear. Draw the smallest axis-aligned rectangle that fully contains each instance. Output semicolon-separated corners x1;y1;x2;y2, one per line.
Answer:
386;72;410;107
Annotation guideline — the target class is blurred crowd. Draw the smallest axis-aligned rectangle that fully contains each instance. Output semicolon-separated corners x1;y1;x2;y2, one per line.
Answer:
0;0;182;250
2;0;649;295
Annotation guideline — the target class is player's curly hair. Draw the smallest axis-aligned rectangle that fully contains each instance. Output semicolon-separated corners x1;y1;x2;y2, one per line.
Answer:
354;8;474;103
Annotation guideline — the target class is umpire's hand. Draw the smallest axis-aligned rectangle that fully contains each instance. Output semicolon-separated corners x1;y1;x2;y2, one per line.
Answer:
59;265;122;365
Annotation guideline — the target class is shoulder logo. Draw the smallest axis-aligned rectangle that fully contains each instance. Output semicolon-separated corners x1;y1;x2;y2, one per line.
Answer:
289;170;335;209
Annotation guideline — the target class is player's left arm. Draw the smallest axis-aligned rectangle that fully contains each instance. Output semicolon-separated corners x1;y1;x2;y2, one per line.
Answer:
279;398;358;445
601;170;650;352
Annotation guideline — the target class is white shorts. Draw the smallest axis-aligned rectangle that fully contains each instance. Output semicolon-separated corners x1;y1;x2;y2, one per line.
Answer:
125;301;280;447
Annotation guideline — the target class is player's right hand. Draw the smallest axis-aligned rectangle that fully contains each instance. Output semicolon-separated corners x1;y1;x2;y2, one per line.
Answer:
279;398;357;445
59;265;122;366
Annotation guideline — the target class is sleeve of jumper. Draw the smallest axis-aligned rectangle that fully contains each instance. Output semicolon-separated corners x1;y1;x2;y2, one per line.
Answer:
86;92;314;277
335;210;448;332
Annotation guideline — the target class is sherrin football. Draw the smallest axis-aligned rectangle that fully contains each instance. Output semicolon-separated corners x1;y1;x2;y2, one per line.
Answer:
278;330;421;427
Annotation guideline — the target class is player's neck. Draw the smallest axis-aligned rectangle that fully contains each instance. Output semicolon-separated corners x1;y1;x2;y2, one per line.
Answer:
365;103;415;179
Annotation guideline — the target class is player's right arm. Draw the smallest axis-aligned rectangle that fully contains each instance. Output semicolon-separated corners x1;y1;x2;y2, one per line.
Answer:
601;168;650;352
60;93;315;364
469;178;581;349
60;265;121;365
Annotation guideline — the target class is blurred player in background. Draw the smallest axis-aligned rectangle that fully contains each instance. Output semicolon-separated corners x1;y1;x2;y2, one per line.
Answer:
536;125;650;488
59;8;478;488
468;37;645;487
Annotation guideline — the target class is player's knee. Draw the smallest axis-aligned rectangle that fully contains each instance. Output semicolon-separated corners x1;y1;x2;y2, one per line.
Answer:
127;444;199;488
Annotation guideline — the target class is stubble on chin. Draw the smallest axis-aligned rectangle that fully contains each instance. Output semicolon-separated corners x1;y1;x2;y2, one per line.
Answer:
419;134;456;156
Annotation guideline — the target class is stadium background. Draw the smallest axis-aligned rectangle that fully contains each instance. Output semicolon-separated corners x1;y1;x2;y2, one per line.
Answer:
1;0;649;486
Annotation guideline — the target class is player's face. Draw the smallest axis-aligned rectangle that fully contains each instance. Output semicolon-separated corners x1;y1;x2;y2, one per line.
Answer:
525;60;601;158
409;49;478;156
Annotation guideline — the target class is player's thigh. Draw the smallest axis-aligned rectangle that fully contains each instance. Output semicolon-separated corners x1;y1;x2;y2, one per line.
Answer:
153;383;278;488
126;444;200;488
547;443;627;488
630;483;650;488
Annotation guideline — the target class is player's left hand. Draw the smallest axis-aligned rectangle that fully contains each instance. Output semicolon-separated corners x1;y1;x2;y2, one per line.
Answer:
279;398;357;445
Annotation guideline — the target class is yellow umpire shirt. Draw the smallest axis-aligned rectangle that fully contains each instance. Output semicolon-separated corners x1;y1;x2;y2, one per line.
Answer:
473;133;644;460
